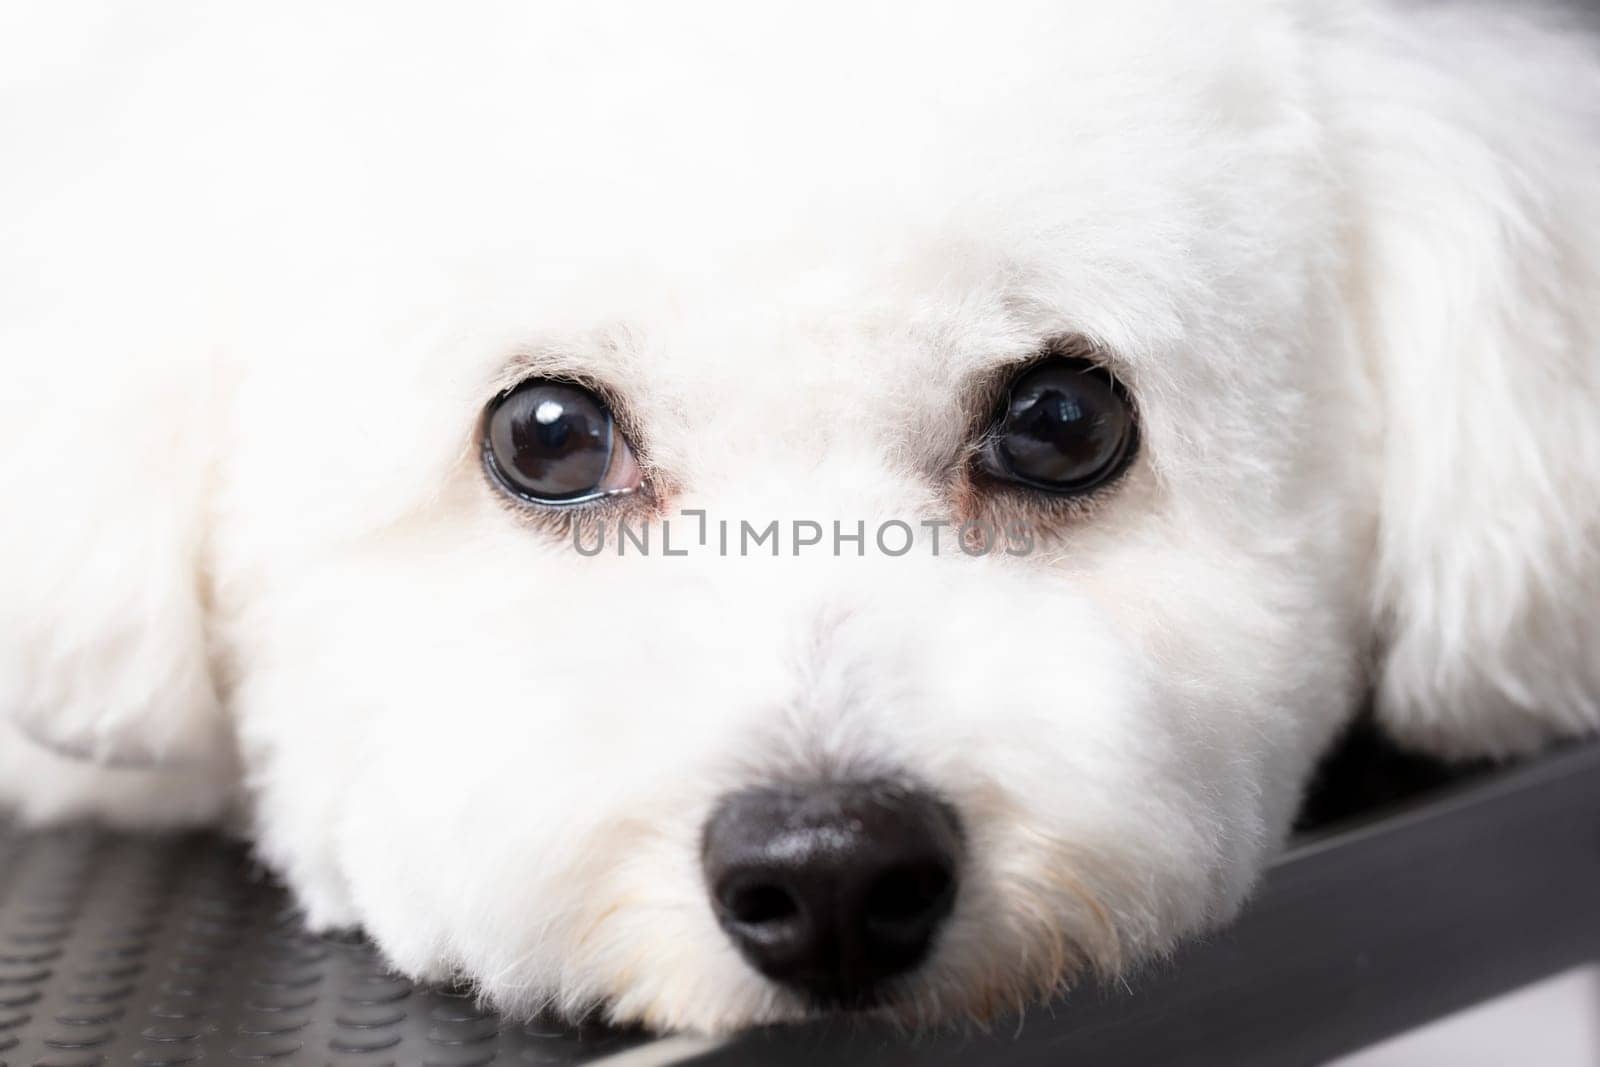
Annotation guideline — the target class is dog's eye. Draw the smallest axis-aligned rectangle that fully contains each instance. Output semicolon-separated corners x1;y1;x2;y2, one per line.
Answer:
482;379;642;505
981;358;1136;494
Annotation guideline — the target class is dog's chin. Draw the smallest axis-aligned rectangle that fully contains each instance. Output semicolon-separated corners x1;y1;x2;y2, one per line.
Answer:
590;948;1097;1035
700;968;1080;1035
799;983;1011;1027
758;952;1084;1030
796;983;896;1017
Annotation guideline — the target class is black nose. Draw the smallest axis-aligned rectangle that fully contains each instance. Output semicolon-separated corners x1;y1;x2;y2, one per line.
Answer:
702;780;962;1006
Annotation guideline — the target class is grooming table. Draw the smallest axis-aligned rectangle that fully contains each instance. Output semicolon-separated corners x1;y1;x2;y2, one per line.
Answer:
2;734;1597;1066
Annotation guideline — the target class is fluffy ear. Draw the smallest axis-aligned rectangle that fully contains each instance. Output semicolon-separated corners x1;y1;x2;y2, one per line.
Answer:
1329;5;1600;759
0;357;233;774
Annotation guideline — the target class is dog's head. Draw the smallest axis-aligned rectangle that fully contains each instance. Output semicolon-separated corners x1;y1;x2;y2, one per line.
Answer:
5;0;1597;1034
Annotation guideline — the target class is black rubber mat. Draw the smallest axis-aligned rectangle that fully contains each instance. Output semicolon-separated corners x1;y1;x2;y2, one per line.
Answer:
0;823;655;1066
2;732;1595;1066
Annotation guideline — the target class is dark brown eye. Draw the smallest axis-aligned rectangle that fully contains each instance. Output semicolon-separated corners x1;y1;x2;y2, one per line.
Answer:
482;379;641;504
982;358;1136;494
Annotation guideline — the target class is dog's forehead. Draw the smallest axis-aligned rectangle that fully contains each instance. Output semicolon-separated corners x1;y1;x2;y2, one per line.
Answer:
367;1;1308;392
230;0;1317;498
330;0;1262;231
271;1;1298;309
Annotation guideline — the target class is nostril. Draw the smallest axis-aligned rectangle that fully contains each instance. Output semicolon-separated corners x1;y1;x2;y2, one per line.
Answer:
723;880;802;926
864;860;954;935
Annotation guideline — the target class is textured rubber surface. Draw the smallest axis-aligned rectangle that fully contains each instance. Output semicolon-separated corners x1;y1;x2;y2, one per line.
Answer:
0;824;652;1066
0;729;1587;1066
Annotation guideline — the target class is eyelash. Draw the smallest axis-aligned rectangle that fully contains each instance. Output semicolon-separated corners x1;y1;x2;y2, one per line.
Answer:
486;478;659;541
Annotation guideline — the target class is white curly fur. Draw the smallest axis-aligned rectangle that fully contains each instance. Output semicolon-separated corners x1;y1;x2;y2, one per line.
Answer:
1;0;1596;1034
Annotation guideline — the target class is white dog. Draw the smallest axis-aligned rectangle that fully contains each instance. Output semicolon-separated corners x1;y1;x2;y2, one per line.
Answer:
2;0;1597;1035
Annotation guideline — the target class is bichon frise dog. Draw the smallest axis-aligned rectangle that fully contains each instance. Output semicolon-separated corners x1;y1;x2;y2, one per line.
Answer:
2;0;1598;1034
